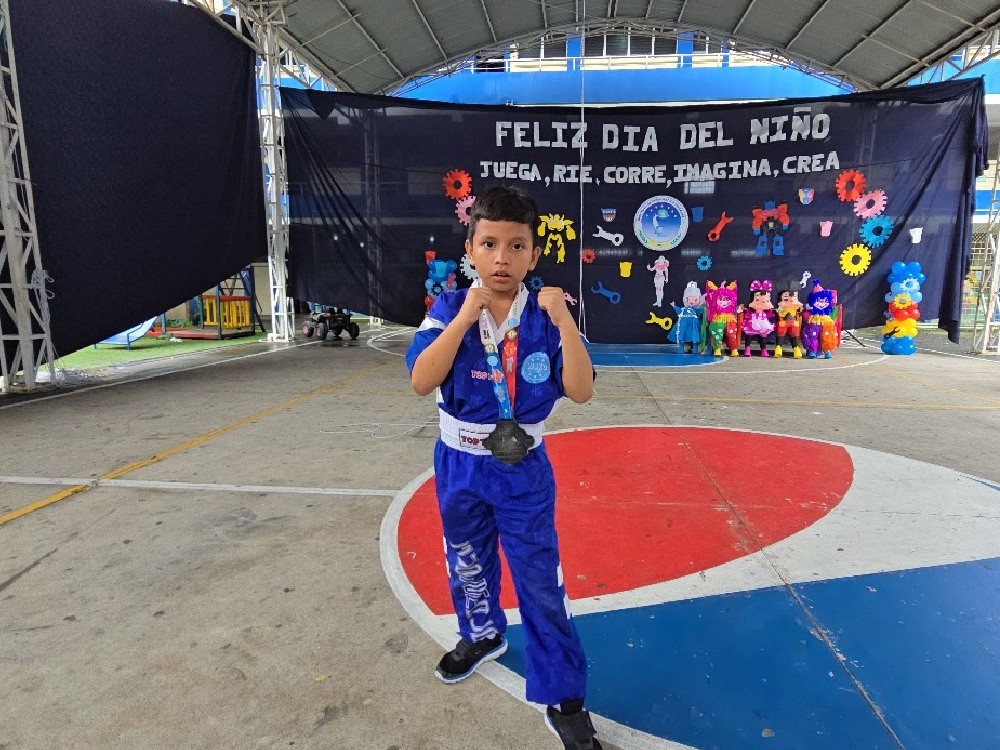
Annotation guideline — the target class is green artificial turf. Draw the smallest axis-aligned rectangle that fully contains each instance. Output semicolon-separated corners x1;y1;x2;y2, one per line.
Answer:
56;334;270;371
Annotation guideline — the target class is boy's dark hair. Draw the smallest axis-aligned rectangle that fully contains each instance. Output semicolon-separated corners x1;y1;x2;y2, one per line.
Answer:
467;185;539;241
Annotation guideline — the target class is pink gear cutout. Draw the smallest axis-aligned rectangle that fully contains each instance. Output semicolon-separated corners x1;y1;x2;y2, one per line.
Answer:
455;195;476;226
853;189;887;219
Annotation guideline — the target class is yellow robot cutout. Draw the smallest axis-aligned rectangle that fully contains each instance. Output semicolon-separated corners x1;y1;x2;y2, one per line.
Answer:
537;213;577;263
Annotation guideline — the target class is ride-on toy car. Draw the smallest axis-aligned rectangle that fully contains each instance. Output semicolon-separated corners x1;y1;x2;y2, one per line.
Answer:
301;307;361;341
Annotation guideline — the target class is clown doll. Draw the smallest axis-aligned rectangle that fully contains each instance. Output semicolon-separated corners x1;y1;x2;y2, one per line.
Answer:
738;279;775;357
704;280;739;357
669;281;705;354
802;280;839;358
773;282;804;358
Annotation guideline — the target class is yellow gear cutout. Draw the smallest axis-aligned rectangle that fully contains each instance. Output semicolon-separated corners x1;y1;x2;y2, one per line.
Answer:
840;243;872;276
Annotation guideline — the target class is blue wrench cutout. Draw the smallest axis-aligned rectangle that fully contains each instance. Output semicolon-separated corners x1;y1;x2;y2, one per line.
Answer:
590;280;622;304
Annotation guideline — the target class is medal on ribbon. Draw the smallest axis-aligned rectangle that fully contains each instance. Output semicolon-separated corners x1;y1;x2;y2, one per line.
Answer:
477;283;533;464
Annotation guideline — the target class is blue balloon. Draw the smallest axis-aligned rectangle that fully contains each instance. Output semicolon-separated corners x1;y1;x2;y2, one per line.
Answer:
887;261;925;286
881;335;917;355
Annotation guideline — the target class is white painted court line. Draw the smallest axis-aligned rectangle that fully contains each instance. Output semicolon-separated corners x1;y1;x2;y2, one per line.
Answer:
0;475;397;497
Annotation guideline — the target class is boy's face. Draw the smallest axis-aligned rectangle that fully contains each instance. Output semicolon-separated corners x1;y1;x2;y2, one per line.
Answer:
465;219;540;295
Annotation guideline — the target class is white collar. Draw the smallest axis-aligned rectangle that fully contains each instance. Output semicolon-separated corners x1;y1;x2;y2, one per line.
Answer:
471;279;529;340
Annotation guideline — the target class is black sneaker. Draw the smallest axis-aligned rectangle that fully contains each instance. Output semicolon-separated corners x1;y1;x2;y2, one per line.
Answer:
545;705;603;750
434;634;508;684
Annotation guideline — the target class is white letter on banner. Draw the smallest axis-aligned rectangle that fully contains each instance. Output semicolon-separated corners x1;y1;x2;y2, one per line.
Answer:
496;121;511;147
680;124;697;150
716;122;734;147
623;126;641;152
642;127;659;152
791;108;811;141
532;122;551;147
813;114;831;139
603;124;619;150
552;122;568;148
514;122;530;147
769;115;788;142
750;118;769;144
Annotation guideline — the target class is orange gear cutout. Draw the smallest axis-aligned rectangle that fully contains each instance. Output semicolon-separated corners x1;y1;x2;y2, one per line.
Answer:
835;169;867;202
443;169;472;201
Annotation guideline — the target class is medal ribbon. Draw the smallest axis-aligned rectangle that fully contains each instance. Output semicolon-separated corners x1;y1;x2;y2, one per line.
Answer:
477;284;523;421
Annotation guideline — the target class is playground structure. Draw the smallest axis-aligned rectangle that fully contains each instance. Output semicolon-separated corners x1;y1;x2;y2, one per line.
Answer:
95;317;157;350
151;266;265;341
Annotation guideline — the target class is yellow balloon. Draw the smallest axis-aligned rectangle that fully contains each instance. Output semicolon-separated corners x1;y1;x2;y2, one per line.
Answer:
882;318;918;338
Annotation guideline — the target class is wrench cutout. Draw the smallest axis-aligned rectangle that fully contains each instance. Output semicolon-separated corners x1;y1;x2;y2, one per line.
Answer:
563;292;578;306
593;225;624;246
591;280;622;304
707;212;733;242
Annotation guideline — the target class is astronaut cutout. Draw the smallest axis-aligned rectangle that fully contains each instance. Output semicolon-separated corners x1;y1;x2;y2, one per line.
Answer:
646;255;670;307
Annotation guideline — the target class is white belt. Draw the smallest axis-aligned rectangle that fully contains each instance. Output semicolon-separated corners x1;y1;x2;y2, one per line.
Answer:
438;409;545;455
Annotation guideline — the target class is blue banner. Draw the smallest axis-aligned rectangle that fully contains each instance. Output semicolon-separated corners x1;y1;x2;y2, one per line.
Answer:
283;79;985;343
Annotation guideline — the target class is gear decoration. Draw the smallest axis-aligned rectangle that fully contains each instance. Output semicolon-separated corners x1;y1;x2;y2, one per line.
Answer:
860;214;894;247
835;169;867;202
840;243;872;277
891;293;913;309
443;169;472;201
459;255;479;282
455;195;476;226
580;248;596;264
696;254;713;271
527;274;544;292
853;189;887;219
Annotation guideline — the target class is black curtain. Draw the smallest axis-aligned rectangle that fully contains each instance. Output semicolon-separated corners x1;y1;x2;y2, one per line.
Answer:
1;0;265;370
283;80;986;344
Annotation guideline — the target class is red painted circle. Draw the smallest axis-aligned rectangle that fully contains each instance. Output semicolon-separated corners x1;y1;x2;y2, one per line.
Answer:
397;427;854;615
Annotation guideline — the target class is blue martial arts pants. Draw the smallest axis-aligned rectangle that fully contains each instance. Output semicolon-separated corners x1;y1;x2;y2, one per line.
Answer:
433;439;588;706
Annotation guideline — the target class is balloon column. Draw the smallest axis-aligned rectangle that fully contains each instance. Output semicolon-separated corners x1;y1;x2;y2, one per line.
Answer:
424;250;457;313
881;261;925;355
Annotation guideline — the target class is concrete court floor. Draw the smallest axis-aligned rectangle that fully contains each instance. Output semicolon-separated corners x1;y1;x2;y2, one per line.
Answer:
1;327;999;750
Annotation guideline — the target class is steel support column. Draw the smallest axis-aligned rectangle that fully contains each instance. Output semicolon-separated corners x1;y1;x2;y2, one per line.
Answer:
971;141;1000;354
0;0;55;393
256;12;293;342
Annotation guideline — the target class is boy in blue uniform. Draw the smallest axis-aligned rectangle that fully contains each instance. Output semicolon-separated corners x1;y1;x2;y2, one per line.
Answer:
406;186;602;750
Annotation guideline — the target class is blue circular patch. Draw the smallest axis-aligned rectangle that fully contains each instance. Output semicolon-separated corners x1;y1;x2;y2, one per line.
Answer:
521;351;551;384
486;354;500;367
633;196;688;251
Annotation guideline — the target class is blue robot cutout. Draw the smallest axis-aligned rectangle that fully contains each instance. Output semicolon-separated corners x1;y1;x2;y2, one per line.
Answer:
750;200;790;256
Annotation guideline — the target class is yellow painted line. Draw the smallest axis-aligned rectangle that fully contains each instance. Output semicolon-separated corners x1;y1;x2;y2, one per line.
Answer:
872;367;1000;405
0;484;94;526
0;361;396;528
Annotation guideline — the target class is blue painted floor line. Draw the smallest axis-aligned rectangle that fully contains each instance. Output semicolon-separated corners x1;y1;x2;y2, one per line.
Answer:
498;558;1000;750
587;343;721;368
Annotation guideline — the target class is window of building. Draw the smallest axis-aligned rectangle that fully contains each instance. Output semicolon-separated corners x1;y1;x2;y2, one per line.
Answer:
630;35;653;56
